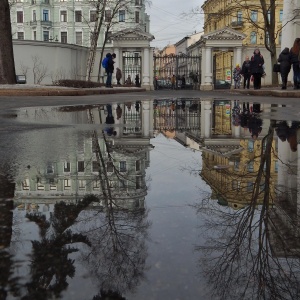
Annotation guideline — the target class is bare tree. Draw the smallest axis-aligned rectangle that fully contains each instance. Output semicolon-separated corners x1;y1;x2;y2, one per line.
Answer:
32;55;48;84
0;0;16;84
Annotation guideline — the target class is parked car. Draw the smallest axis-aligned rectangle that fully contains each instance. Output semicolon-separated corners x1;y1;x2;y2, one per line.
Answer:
156;79;172;89
214;80;231;89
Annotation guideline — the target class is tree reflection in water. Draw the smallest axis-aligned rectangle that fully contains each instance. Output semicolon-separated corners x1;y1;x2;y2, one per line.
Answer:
195;121;300;300
23;195;97;300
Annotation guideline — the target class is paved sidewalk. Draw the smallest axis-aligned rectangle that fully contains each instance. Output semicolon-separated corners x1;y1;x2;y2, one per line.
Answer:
0;84;146;96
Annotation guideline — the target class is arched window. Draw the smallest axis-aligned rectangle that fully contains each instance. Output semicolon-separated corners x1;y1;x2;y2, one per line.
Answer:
250;32;257;44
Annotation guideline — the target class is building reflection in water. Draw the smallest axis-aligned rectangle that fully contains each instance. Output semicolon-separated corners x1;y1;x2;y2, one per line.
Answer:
7;101;154;299
192;100;300;299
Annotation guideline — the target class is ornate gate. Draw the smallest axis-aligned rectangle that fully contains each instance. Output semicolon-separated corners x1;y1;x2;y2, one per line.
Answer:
153;54;201;89
122;52;142;86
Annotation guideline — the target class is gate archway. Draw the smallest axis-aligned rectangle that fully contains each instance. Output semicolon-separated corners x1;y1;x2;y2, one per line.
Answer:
153;54;201;90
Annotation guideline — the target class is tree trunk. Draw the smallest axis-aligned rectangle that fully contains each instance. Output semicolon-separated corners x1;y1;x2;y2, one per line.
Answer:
0;0;16;84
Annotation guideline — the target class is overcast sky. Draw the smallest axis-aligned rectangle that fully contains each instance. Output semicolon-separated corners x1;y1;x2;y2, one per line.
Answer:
146;0;204;49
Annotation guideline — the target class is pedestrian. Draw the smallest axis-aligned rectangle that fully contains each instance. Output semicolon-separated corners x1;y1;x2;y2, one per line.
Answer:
171;74;176;89
289;38;300;89
181;75;186;89
105;53;116;88
154;76;158;90
233;64;242;89
116;67;122;85
135;74;140;87
250;48;264;90
125;75;132;85
278;47;291;90
241;56;251;89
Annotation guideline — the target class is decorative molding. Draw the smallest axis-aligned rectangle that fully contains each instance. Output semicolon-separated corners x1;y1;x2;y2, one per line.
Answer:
111;28;154;41
202;27;246;41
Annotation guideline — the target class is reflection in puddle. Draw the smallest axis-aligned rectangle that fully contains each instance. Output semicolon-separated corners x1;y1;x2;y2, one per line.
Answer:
0;99;300;299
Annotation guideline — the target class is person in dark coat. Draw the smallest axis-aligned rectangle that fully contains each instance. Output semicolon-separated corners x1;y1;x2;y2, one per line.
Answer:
135;74;140;87
250;48;264;90
241;56;251;89
289;38;300;89
116;68;122;85
278;47;291;89
105;53;116;88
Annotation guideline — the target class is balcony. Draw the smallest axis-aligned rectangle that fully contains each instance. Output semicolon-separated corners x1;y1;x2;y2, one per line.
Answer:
30;21;37;26
41;20;52;27
231;21;243;28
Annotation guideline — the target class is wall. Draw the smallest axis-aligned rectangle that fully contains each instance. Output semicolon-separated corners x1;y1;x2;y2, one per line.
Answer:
13;39;89;84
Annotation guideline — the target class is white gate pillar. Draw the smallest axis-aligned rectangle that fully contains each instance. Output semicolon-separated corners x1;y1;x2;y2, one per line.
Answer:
200;47;213;91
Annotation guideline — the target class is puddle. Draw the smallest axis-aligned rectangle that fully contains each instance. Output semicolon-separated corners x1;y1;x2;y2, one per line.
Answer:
0;98;299;299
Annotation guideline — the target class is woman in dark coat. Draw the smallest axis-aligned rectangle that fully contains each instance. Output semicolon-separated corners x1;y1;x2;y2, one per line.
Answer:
289;38;300;89
250;48;264;90
278;47;291;89
241;56;251;89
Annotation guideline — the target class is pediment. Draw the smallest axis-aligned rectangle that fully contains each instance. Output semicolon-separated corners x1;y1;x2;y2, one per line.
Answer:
202;27;246;41
202;144;243;157
111;28;154;41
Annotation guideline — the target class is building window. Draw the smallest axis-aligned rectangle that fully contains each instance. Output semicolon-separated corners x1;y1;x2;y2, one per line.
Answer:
61;32;67;43
250;32;257;44
60;10;67;22
90;10;96;22
78;161;84;172
75;31;82;45
64;162;70;172
78;180;86;190
93;180;100;190
267;11;271;21
248;161;254;172
135;0;140;5
105;10;111;22
250;10;257;22
135;11;140;23
43;31;49;41
136;176;142;189
17;32;24;40
279;9;283;22
237;11;242;22
92;161;99;172
247;182;254;192
136;160;140;171
64;179;71;190
119;10;125;22
75;10;82;22
47;164;54;174
120;161;126;172
106;161;114;173
33;10;36;21
266;32;270;45
106;31;112;43
22;179;30;190
17;11;23;23
119;179;126;190
43;9;49;21
33;31;36;40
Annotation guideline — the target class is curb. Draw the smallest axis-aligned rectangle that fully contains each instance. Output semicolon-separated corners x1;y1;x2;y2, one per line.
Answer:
0;87;147;97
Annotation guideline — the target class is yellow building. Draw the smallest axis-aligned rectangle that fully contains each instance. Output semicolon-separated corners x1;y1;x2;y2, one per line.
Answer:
201;138;278;209
201;0;283;81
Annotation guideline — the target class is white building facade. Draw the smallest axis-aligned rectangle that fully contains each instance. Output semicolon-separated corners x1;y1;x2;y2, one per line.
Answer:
9;0;154;88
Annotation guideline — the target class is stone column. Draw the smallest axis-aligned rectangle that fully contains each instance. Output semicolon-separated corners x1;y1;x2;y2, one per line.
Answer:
200;47;213;90
236;47;242;67
113;47;120;85
142;48;150;89
203;100;212;138
142;100;150;137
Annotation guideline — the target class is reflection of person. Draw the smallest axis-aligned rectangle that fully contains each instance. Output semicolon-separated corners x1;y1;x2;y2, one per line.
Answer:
135;101;140;112
232;100;241;126
248;113;262;139
275;121;290;142
278;47;291;90
250;48;264;90
116;104;122;120
105;104;116;136
171;75;176;89
240;102;250;129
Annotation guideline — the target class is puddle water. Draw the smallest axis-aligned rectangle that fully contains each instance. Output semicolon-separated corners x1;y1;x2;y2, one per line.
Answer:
0;99;300;300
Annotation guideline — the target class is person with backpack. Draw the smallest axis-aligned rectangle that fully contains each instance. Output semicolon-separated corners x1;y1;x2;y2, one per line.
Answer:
102;53;116;88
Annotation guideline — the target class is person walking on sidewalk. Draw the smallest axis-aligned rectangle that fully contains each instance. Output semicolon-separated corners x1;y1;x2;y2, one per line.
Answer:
278;47;291;90
250;48;264;90
241;56;251;89
289;38;300;89
105;53;116;88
